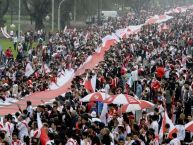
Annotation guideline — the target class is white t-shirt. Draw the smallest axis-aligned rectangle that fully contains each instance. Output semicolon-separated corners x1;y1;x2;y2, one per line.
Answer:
164;68;170;79
27;105;33;117
66;138;78;145
175;125;185;141
13;37;18;43
126;125;131;134
169;138;181;145
150;121;159;136
46;140;55;145
80;139;91;145
10;31;14;36
105;84;110;94
131;70;138;81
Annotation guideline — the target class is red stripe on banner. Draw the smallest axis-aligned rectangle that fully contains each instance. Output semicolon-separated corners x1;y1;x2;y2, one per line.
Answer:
168;128;178;139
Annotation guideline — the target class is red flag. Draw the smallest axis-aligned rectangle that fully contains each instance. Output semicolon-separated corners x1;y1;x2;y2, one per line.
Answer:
37;113;50;145
40;128;49;145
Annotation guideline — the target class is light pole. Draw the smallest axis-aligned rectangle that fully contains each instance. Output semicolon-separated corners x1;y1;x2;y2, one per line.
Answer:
52;0;54;32
58;0;66;31
18;0;21;40
73;0;76;22
97;0;100;24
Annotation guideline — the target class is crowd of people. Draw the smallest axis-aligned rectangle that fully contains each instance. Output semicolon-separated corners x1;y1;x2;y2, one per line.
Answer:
0;4;193;145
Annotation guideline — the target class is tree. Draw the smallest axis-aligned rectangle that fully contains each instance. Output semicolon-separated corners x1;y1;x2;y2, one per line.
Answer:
23;0;51;30
0;0;9;27
126;0;151;14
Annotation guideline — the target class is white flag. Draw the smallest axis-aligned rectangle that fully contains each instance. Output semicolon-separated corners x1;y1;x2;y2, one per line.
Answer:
25;63;34;77
85;33;89;42
63;26;67;33
41;63;51;74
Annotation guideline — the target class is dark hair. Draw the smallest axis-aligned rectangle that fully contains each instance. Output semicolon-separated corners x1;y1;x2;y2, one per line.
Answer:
2;141;9;145
132;140;141;145
27;101;32;106
148;128;155;134
12;132;18;137
4;115;11;121
172;133;177;138
152;115;158;121
148;130;155;138
154;108;159;113
127;133;132;137
48;133;55;140
178;118;184;125
165;123;170;129
0;132;5;139
82;131;88;137
15;112;20;117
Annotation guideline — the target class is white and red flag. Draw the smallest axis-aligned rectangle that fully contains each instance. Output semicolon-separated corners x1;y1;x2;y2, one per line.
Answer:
159;111;177;141
85;32;89;42
25;63;34;77
41;63;51;74
63;26;67;33
37;113;50;145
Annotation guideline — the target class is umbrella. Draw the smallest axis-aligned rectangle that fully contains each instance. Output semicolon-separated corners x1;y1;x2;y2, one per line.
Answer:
140;100;154;109
120;100;155;113
185;120;193;132
80;92;109;102
103;94;140;105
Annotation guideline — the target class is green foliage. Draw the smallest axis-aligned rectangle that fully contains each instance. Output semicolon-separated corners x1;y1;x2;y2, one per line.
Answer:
23;0;51;30
0;0;9;26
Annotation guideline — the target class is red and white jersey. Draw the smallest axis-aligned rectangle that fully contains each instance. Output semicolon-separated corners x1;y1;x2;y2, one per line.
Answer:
66;138;78;145
149;138;159;145
30;129;41;138
0;122;3;129
17;121;29;141
4;122;11;136
169;138;181;145
46;140;55;145
11;139;23;145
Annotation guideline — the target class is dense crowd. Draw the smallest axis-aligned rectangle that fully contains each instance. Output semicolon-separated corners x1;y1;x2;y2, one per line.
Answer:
0;5;193;145
0;6;169;102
